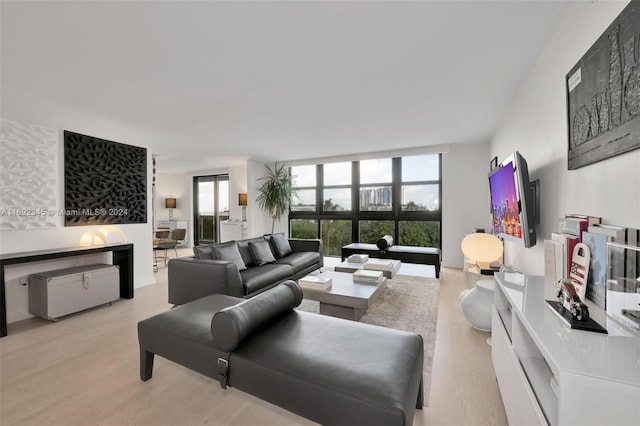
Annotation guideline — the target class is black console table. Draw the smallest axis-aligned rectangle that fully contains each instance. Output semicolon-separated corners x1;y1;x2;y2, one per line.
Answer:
341;243;441;278
0;243;134;337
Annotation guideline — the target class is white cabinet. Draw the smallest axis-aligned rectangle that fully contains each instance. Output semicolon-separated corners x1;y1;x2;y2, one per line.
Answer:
157;220;189;247
492;272;640;426
220;220;248;242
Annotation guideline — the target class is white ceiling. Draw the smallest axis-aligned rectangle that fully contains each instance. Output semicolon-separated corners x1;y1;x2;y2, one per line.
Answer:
1;1;567;174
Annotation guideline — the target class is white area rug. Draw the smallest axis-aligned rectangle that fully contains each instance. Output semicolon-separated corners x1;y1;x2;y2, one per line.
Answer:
297;273;440;404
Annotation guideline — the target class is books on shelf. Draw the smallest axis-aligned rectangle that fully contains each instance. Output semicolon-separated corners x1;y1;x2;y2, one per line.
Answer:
543;239;564;287
566;214;602;227
298;275;332;291
587;224;626;242
559;217;589;241
347;254;369;263
353;269;384;284
551;232;579;279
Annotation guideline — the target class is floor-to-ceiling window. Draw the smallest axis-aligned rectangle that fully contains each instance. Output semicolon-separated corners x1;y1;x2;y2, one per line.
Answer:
289;154;442;256
193;175;229;245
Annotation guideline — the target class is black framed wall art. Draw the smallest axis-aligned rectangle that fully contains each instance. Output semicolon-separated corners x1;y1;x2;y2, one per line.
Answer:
566;1;640;170
64;131;147;226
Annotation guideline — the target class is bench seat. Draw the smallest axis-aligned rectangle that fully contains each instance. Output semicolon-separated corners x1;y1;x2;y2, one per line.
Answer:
138;281;423;426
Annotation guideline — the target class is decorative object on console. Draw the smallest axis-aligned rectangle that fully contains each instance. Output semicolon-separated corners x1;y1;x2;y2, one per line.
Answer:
79;222;126;247
376;235;394;250
568;242;590;300
554;279;590;322
238;193;247;221
78;231;107;247
99;225;126;244
566;1;640;170
0;118;58;230
546;277;609;333
64;131;147;226
165;197;176;221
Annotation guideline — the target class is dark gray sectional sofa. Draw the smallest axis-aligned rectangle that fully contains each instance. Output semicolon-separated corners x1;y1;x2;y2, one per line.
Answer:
168;234;322;305
138;280;424;426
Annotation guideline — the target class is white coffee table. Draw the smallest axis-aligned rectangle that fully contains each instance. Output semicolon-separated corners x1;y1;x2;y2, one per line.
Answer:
300;270;387;321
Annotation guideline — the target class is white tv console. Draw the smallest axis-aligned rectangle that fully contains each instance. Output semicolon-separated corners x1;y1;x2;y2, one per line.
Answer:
492;272;640;426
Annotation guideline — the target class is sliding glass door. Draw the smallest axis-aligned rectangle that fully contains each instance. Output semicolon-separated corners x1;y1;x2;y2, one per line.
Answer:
193;175;229;246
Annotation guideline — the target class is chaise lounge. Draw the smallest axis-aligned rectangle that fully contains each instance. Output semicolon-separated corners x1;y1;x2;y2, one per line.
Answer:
138;280;424;426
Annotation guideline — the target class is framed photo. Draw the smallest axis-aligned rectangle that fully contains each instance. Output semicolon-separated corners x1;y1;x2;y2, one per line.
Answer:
566;2;640;170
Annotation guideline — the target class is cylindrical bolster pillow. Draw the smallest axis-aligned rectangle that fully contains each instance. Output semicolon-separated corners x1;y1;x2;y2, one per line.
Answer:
211;280;303;352
376;235;394;250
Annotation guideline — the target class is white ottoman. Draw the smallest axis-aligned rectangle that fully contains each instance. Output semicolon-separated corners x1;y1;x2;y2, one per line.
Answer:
459;278;495;332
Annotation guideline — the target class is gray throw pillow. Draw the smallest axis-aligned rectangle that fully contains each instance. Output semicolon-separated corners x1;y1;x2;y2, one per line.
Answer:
270;233;293;258
193;245;216;260
249;240;277;266
213;242;247;271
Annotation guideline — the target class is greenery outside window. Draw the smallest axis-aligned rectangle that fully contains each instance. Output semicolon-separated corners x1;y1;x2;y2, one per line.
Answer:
359;220;395;244
289;154;442;254
399;220;440;247
321;219;352;256
290;218;318;239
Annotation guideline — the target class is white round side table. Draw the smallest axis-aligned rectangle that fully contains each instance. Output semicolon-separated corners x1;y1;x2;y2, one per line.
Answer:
459;278;495;332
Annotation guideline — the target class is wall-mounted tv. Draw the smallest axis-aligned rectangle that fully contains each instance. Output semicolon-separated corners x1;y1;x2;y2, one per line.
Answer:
488;151;539;248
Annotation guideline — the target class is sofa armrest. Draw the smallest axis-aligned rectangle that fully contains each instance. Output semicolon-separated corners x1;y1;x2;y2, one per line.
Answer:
168;258;245;305
288;238;323;256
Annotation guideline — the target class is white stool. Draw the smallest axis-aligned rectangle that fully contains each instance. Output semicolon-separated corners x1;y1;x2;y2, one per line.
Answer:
460;278;495;332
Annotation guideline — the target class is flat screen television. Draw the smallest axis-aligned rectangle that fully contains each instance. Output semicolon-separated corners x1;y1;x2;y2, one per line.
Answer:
488;151;538;248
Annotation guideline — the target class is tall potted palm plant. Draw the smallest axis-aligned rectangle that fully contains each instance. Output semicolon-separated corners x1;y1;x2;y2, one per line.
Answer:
256;161;298;234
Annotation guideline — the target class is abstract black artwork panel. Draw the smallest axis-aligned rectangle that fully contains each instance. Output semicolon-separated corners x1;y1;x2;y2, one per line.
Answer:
64;131;147;226
566;2;640;170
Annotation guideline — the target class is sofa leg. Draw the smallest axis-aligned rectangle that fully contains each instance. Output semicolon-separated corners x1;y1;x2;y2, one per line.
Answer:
140;349;154;381
416;376;424;409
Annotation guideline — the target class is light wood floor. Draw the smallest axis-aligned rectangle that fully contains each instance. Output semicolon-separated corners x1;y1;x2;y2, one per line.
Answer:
1;252;507;425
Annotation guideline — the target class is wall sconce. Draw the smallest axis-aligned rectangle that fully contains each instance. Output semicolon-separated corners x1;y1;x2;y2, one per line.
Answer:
238;193;247;222
165;197;176;221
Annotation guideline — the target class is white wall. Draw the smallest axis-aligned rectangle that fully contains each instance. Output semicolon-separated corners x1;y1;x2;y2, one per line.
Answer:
1;90;156;323
228;163;248;223
490;0;639;275
154;173;191;226
441;141;492;268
